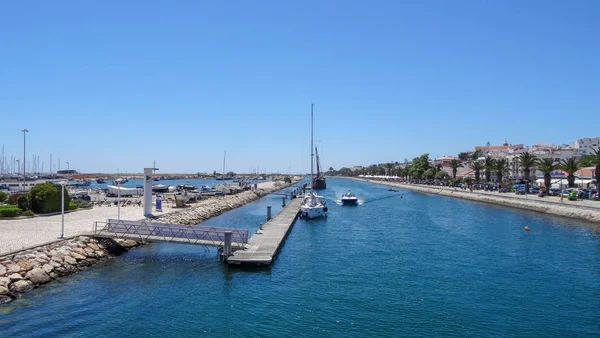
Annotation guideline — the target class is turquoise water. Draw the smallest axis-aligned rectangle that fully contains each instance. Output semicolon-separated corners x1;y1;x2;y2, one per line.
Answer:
1;178;599;336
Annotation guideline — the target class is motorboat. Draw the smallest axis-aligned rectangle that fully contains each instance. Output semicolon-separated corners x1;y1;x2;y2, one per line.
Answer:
107;185;143;197
96;178;106;184
300;103;327;219
341;190;359;206
152;184;170;193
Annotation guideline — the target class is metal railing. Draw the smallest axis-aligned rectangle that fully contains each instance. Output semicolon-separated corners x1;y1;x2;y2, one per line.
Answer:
94;219;249;250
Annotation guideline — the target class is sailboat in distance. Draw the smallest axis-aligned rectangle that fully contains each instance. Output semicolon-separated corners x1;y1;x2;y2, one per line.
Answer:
300;103;327;219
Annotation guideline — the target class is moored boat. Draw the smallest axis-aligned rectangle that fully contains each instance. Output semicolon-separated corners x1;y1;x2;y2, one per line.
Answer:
301;103;327;219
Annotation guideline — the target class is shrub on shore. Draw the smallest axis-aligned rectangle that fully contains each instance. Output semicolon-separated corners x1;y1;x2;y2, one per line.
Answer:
28;182;71;214
21;210;34;217
0;205;22;217
69;202;77;210
73;200;92;209
0;191;7;202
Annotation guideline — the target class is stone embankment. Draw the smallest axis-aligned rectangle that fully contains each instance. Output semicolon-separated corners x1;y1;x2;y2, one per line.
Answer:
356;178;600;224
0;236;141;304
148;182;295;225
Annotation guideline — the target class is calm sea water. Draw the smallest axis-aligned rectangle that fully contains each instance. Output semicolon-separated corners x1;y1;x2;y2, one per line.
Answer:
1;178;599;337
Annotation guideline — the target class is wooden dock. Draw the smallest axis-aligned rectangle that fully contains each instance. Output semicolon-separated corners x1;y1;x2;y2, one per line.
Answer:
227;197;303;266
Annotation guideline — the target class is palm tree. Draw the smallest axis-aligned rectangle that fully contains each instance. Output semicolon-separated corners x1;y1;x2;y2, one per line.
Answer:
494;158;509;185
471;161;484;183
588;147;600;193
484;156;494;182
519;151;537;193
536;158;556;195
449;159;463;179
560;157;581;188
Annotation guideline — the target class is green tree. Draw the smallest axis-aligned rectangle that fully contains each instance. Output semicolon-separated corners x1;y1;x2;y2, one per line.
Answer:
559;157;581;188
410;154;431;179
484;156;494;182
28;182;72;214
471;149;483;161
494;158;510;184
471;161;484;183
536;158;556;195
449;159;463;179
0;191;7;203
583;147;600;193
518;151;537;193
435;171;449;180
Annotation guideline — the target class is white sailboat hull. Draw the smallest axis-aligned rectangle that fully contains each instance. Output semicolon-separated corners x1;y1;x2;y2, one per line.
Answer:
300;205;327;219
107;185;143;197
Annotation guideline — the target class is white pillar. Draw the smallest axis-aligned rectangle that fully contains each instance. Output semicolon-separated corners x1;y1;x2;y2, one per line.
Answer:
143;168;153;217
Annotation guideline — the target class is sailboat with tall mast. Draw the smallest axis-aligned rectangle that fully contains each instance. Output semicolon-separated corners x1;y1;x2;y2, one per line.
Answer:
300;103;328;219
312;147;326;190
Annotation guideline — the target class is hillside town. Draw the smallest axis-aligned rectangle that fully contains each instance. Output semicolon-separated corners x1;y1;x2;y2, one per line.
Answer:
330;137;600;195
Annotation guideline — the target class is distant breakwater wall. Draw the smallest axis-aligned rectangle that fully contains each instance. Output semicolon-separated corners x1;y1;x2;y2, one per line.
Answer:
146;182;298;225
354;178;600;224
0;236;142;304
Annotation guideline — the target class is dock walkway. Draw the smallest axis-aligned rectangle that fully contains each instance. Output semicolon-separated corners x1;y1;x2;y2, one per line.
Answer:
227;197;303;266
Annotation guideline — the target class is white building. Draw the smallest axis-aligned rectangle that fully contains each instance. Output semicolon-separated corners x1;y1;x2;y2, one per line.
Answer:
572;137;600;155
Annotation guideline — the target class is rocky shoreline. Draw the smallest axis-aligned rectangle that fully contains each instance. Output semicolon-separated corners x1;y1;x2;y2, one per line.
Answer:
146;181;297;225
0;236;142;304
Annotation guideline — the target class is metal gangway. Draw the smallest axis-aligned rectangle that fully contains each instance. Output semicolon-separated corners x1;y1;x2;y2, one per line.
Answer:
93;219;249;252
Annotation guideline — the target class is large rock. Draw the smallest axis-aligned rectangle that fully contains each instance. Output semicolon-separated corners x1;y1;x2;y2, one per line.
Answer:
72;247;87;256
0;286;9;295
42;264;54;274
0;265;6;276
78;236;90;243
0;277;10;287
10;280;34;293
63;255;77;265
16;260;33;272
48;261;62;268
36;252;50;262
8;273;23;282
6;263;22;273
87;243;100;251
71;252;87;261
0;295;13;304
95;250;107;258
26;268;51;284
84;247;96;257
51;255;64;263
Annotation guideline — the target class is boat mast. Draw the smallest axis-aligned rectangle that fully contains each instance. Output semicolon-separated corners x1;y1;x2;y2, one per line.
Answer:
223;150;226;179
310;103;314;194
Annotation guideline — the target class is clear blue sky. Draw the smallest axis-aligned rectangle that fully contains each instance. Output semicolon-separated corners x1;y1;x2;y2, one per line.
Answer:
1;1;599;174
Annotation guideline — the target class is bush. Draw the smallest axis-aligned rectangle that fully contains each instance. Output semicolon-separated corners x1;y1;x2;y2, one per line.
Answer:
28;182;71;214
0;205;22;217
0;191;7;202
21;210;34;217
69;202;77;210
7;194;21;205
17;195;29;210
284;176;292;184
73;200;92;209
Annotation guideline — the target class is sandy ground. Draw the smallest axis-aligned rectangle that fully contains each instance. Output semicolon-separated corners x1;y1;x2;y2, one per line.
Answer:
0;181;280;255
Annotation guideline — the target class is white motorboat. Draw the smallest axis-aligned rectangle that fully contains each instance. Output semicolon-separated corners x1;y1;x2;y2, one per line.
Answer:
300;103;327;219
107;185;143;197
341;190;359;206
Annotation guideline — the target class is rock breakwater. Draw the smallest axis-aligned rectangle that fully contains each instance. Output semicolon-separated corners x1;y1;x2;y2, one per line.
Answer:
0;236;141;304
148;183;293;225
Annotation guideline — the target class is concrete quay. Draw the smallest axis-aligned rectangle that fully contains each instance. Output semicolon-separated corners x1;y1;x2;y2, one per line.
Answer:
227;197;303;267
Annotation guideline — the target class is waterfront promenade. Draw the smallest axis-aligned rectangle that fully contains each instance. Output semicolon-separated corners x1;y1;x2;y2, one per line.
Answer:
0;181;281;256
355;178;600;224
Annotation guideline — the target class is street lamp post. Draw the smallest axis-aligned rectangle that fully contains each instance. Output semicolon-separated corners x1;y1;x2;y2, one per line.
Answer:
116;178;122;220
21;129;28;181
60;181;66;238
66;162;70;171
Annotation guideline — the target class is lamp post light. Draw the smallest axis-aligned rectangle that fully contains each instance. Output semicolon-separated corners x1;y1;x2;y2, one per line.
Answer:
66;161;70;171
116;178;123;220
60;181;66;238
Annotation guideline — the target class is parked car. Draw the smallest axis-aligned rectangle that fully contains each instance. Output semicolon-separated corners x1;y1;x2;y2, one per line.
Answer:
530;188;540;194
549;188;561;196
515;188;526;195
561;190;571;198
72;194;91;201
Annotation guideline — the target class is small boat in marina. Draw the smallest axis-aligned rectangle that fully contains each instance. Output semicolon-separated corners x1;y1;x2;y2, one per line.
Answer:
107;185;143;197
96;178;106;184
152;184;170;193
341;190;359;206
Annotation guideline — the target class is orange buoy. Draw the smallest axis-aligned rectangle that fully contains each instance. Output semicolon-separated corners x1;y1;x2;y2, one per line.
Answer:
524;226;530;231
